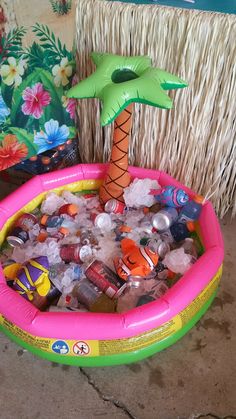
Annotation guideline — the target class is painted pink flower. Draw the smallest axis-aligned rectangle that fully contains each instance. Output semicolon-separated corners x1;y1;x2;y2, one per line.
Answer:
0;134;28;170
21;83;51;119
62;95;77;120
66;98;77;119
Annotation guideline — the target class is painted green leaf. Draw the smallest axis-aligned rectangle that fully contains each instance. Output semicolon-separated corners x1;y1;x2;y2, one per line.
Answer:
68;126;76;138
39;68;65;123
24;42;49;71
0;133;5;142
1;82;13;109
9;127;39;157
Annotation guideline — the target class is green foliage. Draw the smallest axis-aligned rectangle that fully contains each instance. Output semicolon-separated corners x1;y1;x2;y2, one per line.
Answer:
38;68;64;123
49;0;72;15
24;42;48;71
1;82;13;108
0;27;26;65
32;23;73;65
0;23;76;168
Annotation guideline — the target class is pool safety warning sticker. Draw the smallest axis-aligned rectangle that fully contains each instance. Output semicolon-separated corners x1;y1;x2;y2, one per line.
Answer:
0;266;222;357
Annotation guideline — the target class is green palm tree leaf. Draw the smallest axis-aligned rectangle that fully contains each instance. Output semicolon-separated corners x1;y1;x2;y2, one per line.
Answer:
67;53;187;126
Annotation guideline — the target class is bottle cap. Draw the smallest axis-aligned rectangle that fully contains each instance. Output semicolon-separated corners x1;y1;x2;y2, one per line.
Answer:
194;195;204;204
68;204;79;216
119;225;132;233
187;221;195;232
59;203;79;217
37;230;48;243
167;269;175;279
40;214;48;226
59;227;69;236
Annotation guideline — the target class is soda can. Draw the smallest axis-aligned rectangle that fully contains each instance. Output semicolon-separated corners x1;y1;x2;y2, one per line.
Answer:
14;213;38;232
60;244;92;264
104;199;125;214
7;227;29;247
151;208;178;232
85;259;126;299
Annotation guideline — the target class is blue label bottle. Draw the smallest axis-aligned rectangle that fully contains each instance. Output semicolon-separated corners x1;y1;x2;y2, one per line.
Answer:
178;195;204;223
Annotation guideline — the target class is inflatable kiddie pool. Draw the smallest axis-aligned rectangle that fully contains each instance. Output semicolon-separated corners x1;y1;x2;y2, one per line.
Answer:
0;163;224;366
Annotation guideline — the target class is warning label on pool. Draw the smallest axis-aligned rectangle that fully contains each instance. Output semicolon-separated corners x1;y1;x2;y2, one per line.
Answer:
0;266;222;357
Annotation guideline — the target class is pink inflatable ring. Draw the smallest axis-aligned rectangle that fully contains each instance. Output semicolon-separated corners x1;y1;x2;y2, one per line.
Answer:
0;164;224;366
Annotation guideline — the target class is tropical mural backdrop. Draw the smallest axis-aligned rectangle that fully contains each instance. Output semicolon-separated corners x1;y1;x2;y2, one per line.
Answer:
0;23;76;171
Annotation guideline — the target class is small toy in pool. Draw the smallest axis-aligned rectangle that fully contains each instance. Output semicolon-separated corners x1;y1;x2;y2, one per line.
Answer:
12;256;51;301
149;185;189;208
114;238;159;281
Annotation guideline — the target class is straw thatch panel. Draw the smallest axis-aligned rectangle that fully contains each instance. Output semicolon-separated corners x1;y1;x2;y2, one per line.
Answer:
75;0;236;217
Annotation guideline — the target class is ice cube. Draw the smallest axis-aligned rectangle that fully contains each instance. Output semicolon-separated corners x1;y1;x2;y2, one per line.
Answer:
124;178;161;208
163;248;193;275
41;192;65;215
61;190;86;207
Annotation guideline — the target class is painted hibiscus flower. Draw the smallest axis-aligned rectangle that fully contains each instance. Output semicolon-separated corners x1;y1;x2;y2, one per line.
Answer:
34;119;69;153
21;83;51;119
0;134;28;171
62;95;77;119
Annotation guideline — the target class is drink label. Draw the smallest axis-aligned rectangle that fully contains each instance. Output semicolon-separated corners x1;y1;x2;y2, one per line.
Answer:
178;214;192;223
85;260;125;298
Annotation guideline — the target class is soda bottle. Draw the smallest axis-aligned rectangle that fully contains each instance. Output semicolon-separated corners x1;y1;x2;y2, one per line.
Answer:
49;262;82;293
178;195;204;223
73;278;116;313
136;279;169;306
116;276;146;313
182;237;198;261
40;215;64;228
161;221;195;243
58;204;79;218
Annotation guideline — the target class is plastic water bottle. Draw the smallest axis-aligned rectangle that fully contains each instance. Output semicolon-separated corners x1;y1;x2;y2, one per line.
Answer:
182;238;198;260
49;263;82;293
178;195;204;223
116;276;146;313
161;221;195;243
40;215;64;228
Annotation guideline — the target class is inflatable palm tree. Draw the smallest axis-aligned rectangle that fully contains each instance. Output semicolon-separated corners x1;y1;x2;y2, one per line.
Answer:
68;53;187;204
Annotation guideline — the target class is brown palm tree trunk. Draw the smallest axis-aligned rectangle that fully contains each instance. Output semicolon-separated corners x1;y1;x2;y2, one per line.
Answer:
99;104;133;204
